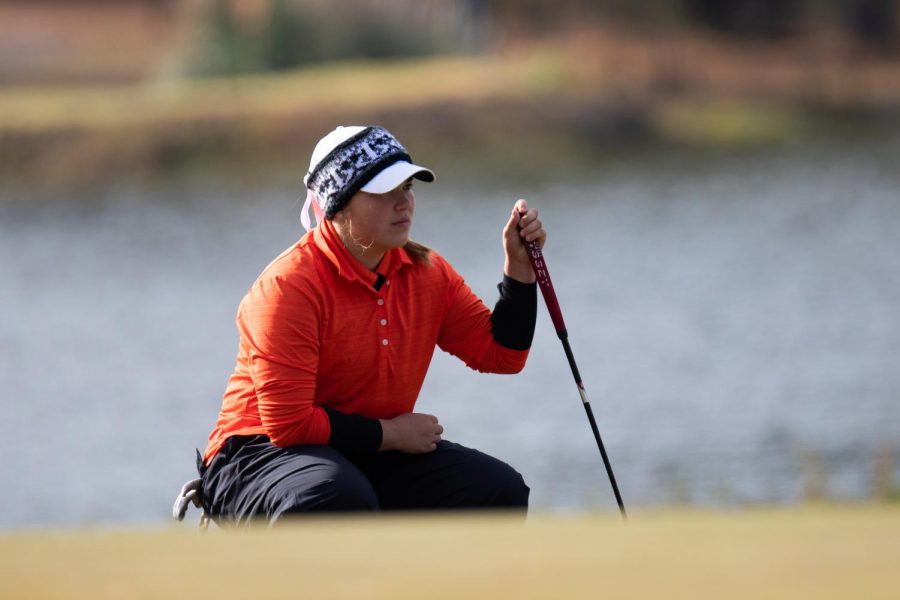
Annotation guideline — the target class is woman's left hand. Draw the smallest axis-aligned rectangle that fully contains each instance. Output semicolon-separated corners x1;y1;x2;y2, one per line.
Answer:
502;198;546;284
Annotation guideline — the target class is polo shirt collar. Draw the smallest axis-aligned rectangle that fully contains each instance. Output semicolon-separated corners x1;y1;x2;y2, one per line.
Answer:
313;219;413;286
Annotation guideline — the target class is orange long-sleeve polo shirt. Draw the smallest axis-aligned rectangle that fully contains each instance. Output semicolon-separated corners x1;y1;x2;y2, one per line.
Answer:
204;219;530;464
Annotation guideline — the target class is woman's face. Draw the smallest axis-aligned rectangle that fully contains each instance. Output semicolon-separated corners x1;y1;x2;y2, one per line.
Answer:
334;178;416;260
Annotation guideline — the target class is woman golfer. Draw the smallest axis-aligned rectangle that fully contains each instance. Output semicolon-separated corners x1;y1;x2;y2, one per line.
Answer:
198;125;546;525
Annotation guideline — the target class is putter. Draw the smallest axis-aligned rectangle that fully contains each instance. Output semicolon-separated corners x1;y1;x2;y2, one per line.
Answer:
520;212;627;519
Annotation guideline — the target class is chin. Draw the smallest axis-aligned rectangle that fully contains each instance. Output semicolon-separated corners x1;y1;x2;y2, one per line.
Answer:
388;230;411;247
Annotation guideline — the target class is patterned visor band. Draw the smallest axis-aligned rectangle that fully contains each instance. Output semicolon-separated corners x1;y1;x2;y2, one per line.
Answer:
305;126;415;219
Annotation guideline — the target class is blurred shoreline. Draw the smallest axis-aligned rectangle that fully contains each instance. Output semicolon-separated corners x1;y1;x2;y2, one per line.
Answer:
2;22;900;189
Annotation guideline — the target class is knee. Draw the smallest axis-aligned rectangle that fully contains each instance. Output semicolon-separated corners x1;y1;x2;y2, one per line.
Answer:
490;467;530;509
445;445;530;510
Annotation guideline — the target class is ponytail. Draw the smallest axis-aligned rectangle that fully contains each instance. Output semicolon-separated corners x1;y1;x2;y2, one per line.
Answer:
404;240;432;264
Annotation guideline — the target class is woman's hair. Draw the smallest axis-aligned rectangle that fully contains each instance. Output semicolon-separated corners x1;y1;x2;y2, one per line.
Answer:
404;240;432;264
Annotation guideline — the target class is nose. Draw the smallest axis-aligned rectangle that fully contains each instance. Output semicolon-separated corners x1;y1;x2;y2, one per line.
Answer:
395;188;414;209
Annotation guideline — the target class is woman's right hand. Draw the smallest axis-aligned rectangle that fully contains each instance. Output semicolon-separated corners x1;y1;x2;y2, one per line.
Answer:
379;413;443;453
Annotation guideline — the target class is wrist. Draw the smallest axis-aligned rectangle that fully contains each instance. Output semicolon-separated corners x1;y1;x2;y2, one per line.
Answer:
504;259;536;284
378;418;396;452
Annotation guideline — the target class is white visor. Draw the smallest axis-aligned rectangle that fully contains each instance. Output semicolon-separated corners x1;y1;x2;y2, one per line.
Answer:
361;161;435;194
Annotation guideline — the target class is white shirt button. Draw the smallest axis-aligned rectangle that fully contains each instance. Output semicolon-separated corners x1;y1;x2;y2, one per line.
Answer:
380;319;387;326
382;339;389;346
377;299;384;306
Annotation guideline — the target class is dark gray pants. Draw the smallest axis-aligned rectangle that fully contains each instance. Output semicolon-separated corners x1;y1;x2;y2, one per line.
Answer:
199;435;529;527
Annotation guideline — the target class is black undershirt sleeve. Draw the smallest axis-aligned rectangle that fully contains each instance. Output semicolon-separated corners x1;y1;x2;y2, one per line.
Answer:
324;408;383;455
490;275;538;350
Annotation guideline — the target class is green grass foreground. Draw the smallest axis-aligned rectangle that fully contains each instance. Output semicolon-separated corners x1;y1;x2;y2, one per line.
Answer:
1;507;898;599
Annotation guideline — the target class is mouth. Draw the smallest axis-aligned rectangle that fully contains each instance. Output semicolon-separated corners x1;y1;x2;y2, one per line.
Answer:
392;218;411;226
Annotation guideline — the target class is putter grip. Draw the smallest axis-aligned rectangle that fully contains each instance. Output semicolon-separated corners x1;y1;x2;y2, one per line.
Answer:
523;239;567;335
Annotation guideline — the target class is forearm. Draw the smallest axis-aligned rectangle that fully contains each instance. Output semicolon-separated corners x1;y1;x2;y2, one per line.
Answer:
257;388;383;454
490;275;537;351
258;392;331;447
325;408;383;454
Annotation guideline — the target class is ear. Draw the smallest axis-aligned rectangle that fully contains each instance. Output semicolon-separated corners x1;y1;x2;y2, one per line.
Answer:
331;201;352;226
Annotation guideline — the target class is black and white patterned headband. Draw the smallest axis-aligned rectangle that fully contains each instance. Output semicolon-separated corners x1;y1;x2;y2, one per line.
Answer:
305;126;413;219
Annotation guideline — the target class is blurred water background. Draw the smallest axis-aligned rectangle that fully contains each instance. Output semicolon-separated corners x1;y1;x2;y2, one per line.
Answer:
1;0;899;529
